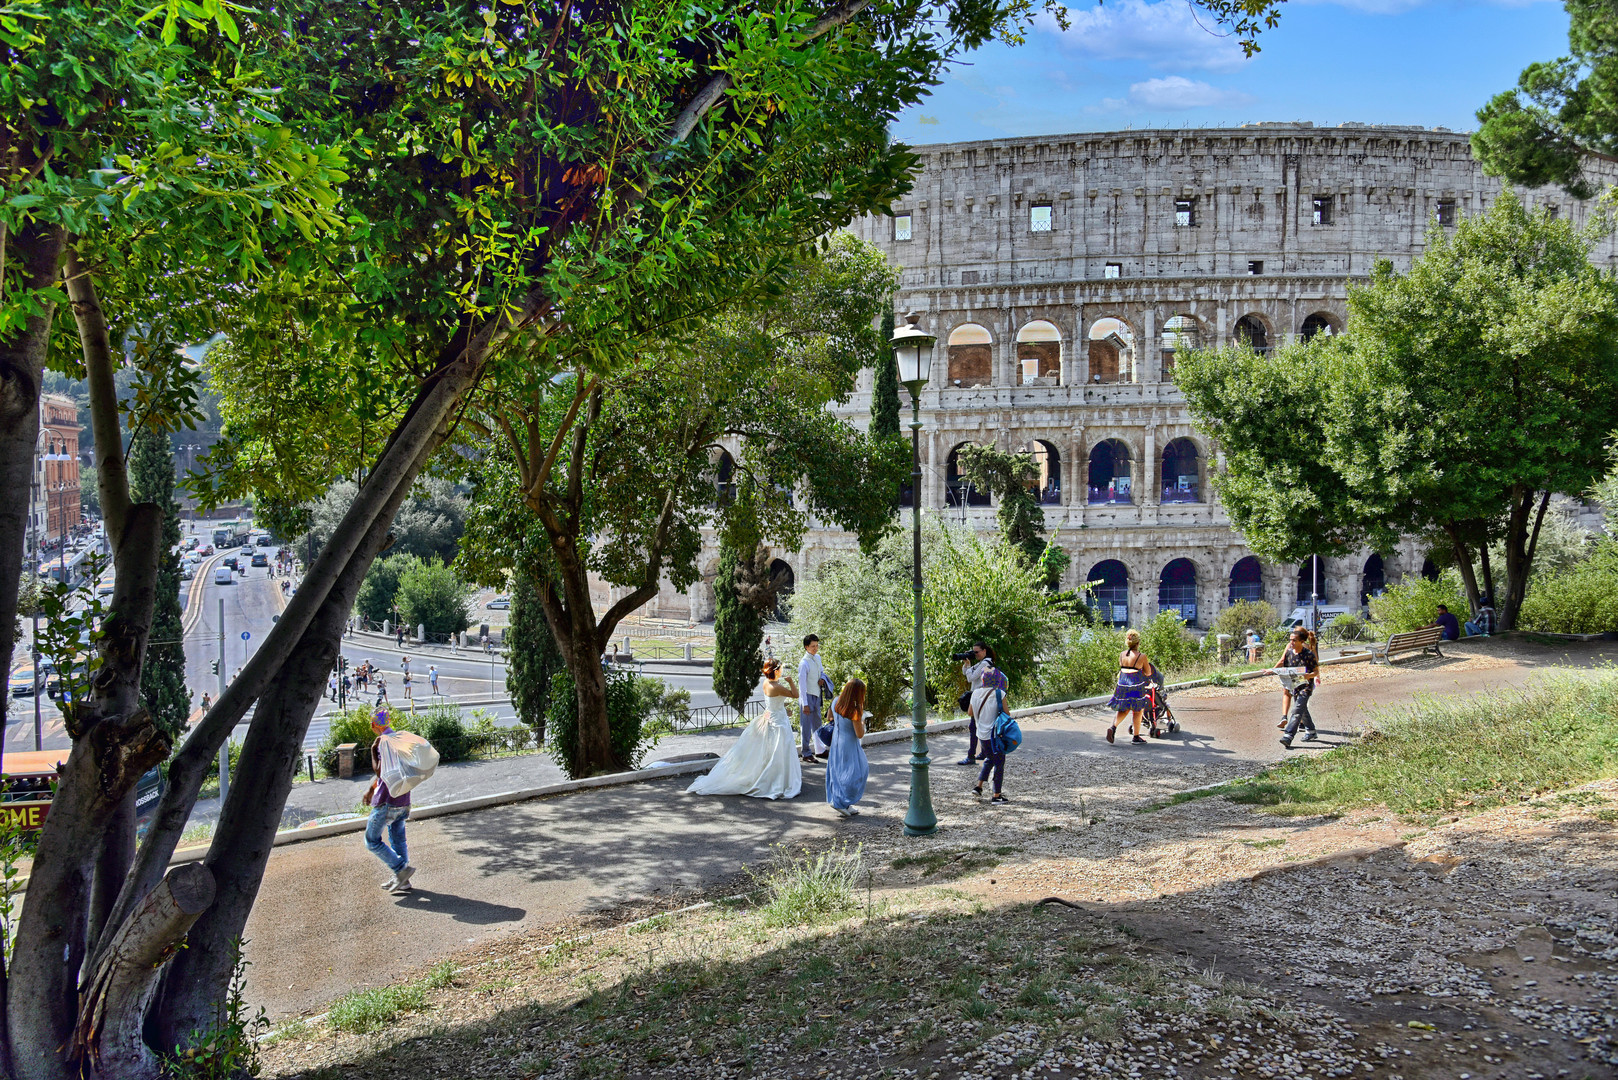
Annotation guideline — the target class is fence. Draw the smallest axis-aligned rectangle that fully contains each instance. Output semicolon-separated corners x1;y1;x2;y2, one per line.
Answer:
647;698;768;735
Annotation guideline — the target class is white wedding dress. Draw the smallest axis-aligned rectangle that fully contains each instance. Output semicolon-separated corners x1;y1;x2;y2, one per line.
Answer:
686;683;802;799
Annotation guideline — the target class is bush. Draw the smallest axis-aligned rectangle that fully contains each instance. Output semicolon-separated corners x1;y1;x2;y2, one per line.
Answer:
416;705;472;763
1036;626;1124;702
753;843;865;928
1367;568;1467;634
544;668;663;778
1518;540;1618;634
1328;612;1369;641
356;554;418;625
395;557;474;638
1209;599;1279;645
1137;610;1199;671
317;706;388;777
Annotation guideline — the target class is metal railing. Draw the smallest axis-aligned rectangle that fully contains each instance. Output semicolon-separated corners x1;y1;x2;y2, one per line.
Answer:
647;698;769;734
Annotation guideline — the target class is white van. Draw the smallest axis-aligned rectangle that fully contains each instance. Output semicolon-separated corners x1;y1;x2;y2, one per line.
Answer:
1286;605;1353;631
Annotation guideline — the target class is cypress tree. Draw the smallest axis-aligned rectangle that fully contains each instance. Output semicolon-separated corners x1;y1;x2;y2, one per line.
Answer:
711;537;765;712
128;424;189;738
508;566;565;745
871;306;900;439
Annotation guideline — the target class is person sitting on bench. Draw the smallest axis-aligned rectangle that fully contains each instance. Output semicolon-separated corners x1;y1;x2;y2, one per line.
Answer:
1433;604;1461;641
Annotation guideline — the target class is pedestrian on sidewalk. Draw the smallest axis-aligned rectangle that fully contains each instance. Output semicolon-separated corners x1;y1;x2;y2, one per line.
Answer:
363;711;415;894
328;672;338;701
956;642;996;765
428;665;439;696
825;678;869;817
797;635;834;764
969;680;1009;804
1279;628;1320;749
1106;630;1151;745
402;669;412;702
375;672;388;705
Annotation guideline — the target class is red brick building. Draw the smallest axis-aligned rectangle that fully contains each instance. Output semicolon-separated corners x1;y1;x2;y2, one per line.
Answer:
35;393;81;544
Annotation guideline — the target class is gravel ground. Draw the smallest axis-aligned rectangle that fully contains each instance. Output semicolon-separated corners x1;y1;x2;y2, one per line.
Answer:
261;656;1618;1080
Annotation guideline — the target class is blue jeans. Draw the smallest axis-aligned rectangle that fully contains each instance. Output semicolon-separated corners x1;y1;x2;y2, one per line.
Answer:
977;744;1005;794
366;804;409;873
1464;620;1483;636
1283;687;1316;740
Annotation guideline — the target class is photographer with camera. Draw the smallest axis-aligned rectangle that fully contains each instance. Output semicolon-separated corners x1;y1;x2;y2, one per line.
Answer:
953;642;996;765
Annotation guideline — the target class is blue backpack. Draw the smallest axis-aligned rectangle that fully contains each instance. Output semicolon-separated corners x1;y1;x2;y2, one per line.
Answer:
989;690;1022;755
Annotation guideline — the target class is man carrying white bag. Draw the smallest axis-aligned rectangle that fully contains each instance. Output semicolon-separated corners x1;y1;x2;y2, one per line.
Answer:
363;709;440;894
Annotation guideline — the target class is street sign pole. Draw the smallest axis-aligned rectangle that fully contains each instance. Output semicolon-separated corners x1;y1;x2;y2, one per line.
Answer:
217;597;229;805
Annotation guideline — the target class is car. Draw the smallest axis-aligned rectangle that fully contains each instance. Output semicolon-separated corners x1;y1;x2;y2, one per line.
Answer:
250;553;268;567
257;535;273;546
222;556;238;570
180;565;195;581
214;566;234;585
485;596;511;610
96;583;114;597
240;545;253;557
186;538;200;550
185;551;202;564
200;545;214;556
9;668;36;698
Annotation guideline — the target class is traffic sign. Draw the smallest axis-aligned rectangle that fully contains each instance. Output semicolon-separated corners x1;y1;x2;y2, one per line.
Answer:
241;631;250;641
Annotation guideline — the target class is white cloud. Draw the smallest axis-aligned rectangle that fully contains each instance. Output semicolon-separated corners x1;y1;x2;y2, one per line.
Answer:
1037;0;1251;73
1127;75;1255;108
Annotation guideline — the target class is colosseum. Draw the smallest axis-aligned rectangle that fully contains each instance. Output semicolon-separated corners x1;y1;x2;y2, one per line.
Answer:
640;122;1618;630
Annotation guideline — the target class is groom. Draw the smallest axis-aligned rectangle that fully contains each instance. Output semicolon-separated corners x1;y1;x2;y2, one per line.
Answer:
797;635;835;763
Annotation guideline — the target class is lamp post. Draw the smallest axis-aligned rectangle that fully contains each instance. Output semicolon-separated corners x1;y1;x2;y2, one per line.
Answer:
891;312;937;837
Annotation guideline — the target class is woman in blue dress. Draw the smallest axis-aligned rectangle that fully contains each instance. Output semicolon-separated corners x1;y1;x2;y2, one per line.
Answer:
825;678;869;817
1106;629;1151;745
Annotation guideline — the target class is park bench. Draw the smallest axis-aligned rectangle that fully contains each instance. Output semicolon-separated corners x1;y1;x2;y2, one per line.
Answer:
1367;625;1444;665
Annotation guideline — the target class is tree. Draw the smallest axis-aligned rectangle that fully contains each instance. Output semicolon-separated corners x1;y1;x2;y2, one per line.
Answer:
507;567;565;744
78;466;101;520
461;237;908;774
128;424;188;739
356;554;419;627
954;443;1047;564
298;479;467;567
1178;191;1618;631
712;538;768;712
394;558;474;639
870;307;904;513
1472;0;1618;197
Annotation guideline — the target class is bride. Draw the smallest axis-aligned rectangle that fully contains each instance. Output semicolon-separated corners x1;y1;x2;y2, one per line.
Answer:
687;659;802;799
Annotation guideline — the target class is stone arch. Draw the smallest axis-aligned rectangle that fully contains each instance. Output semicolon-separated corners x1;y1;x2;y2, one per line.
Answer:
1229;555;1264;604
1016;319;1062;385
1158;313;1201;380
1296;555;1329;604
946;441;991;507
1160;436;1202;504
1086;316;1136;384
710;448;737;506
1087;438;1134;505
1234;313;1272;353
1360;553;1386;608
1027;439;1062;505
1301;311;1340;341
1420;556;1439;582
769;558;795;622
1087;559;1130;626
947;323;993;388
1158;558;1199;624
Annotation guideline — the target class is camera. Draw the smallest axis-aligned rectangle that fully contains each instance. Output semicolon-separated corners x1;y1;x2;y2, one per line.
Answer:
950;650;974;662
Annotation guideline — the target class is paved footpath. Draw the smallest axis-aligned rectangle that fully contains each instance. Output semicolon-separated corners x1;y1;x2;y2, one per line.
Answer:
242;637;1614;1021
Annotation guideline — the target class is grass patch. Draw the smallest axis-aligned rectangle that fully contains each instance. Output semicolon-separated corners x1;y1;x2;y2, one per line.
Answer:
1239;838;1285;849
752;844;865;927
1139;783;1240;813
327;963;457;1034
1215;672;1618;818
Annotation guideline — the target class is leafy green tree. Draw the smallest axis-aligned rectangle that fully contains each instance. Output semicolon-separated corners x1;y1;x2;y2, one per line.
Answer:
356;554;419;627
1179;192;1618;630
1518;539;1618;633
1038;542;1070;593
78;465;101;520
128;424;189;739
298;479;466;566
712;538;767;712
395;558;474;638
1368;570;1470;634
507;568;565;745
954;443;1047;564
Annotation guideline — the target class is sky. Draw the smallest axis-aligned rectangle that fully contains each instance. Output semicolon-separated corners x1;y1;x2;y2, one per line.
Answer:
891;0;1571;144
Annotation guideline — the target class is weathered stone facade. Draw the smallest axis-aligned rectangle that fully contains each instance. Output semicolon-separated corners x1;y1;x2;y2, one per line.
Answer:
638;123;1618;629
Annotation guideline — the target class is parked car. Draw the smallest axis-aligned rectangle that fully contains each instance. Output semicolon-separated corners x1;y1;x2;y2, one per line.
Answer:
214;566;234;585
9;668;36;698
485;595;511;610
199;545;214;556
250;553;268;567
180;565;196;581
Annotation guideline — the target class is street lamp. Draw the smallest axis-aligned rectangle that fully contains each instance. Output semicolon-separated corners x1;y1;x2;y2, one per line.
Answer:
890;312;937;837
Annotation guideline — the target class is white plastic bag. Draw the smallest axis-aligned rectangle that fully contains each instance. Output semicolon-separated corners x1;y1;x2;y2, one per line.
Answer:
377;730;439;796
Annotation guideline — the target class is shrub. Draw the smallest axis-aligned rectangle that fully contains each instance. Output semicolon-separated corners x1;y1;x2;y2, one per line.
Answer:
544;668;663;778
1137;610;1199;671
395;557;474;638
1209;599;1279;645
317;706;389;777
1367;568;1467;634
416;705;472;763
356;554;419;625
753;844;865;927
1036;626;1124;703
1328;612;1369;641
1518;540;1618;634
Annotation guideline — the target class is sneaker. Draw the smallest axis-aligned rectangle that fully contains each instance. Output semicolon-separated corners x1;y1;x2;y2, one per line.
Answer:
1302;730;1318;742
957;757;975;765
1279;737;1293;749
846;806;860;817
833;805;851;818
1106;725;1116;744
393;864;416;890
1131;735;1147;744
990;793;1009;805
380;875;398;891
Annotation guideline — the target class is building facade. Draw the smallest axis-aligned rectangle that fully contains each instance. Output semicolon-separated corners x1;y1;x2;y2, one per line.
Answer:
641;123;1618;628
33;393;82;549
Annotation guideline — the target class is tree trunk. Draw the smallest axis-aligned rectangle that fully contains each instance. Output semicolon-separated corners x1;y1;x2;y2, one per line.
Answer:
0;222;67;703
1499;487;1542;632
1478;534;1496;607
1443;524;1482;615
150;476;411;1049
87;791;136;960
69;864;216;1080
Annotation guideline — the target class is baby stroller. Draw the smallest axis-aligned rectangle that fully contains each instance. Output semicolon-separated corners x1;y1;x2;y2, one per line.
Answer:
1144;666;1179;738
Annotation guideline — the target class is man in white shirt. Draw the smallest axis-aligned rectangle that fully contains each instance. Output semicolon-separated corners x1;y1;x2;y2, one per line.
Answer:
797;635;835;763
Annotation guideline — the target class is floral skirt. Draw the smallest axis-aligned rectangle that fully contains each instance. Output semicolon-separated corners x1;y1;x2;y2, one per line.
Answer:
1108;669;1148;711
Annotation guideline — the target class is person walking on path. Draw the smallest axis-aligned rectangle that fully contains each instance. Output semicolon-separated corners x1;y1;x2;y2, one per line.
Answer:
428;665;439;697
375;672;388;705
1279;628;1321;749
797;635;835;764
363;711;416;893
328;672;338;702
825;678;869;817
402;669;413;702
1106;630;1152;745
956;642;996;765
969;680;1009;803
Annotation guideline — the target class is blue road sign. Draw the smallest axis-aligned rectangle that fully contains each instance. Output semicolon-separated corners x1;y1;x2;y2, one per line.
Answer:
241;631;251;641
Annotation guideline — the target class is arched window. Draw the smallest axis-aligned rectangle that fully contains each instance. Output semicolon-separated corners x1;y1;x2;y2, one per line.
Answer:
1301;313;1337;341
712;450;737;506
1229;556;1263;603
1016;320;1062;385
1235;314;1269;353
1296;556;1328;604
946;443;991;507
1159;314;1197;380
947;324;993;388
1087;318;1134;384
1361;553;1386;607
1420;557;1439;582
1088;439;1132;505
1088;560;1130;626
1159;559;1198;623
1160;438;1200;504
769;560;795;623
1028;440;1061;505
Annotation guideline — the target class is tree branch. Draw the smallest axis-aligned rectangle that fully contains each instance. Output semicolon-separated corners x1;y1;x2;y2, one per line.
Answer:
66;248;132;540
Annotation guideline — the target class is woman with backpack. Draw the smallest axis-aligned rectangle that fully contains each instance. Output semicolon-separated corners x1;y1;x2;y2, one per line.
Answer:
970;677;1010;804
1106;629;1152;745
824;678;870;817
